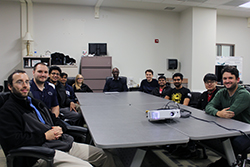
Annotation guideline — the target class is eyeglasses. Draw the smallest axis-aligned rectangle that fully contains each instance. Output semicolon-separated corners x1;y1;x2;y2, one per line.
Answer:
15;80;29;85
51;72;60;76
77;78;83;80
205;80;216;84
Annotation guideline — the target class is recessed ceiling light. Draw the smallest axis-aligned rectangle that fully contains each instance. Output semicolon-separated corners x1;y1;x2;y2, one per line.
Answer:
239;1;250;8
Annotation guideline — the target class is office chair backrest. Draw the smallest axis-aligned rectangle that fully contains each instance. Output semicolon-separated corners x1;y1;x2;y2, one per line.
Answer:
106;76;127;83
4;80;10;92
245;86;250;93
189;92;201;108
66;77;75;86
0;92;10;108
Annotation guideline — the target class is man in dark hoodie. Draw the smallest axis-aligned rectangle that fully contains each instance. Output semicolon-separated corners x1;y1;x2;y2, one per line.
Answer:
0;70;115;167
197;73;219;110
47;66;83;126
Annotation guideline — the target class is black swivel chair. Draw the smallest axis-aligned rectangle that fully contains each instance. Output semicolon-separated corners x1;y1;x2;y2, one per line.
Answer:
0;85;3;92
188;92;209;159
189;92;201;108
0;92;88;167
106;76;127;82
66;77;75;87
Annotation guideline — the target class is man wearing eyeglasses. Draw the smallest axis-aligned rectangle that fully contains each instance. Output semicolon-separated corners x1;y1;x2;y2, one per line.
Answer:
0;70;115;167
165;73;191;106
47;66;84;126
197;73;219;110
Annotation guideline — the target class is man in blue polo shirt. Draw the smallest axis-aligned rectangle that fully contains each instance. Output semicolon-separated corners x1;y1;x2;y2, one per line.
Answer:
30;63;83;126
30;62;60;117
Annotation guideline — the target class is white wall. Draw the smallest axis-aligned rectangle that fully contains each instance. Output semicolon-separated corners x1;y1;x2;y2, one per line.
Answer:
1;1;250;91
33;3;180;84
217;16;250;84
0;1;22;83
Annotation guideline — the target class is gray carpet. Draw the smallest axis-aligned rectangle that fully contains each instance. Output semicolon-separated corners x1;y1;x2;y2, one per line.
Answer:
0;146;249;167
153;149;220;167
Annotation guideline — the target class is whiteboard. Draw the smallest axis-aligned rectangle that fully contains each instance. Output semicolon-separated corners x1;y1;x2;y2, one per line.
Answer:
215;56;243;80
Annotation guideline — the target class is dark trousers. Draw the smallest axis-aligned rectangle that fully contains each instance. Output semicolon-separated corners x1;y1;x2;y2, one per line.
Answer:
60;107;84;126
201;135;250;157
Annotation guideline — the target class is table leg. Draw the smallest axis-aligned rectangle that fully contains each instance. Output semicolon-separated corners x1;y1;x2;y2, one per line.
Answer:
130;148;147;167
222;138;238;166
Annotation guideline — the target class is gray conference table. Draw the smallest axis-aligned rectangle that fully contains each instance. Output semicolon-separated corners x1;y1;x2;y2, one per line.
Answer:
76;92;250;166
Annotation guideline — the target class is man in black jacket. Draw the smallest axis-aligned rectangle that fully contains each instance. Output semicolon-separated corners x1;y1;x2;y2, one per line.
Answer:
151;75;172;98
103;67;128;92
197;73;218;110
0;70;115;167
47;66;83;126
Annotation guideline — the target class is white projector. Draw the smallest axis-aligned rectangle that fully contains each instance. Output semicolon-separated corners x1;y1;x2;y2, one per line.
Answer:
148;109;181;121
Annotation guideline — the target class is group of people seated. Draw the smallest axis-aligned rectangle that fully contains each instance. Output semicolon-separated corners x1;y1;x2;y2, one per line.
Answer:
104;66;250;167
0;63;116;167
0;63;249;167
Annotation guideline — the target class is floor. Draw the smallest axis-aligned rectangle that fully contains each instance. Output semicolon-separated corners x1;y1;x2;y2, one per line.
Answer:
0;147;6;167
0;146;248;167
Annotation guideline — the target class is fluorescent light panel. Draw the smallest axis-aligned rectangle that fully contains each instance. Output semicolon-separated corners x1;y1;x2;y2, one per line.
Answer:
239;1;250;8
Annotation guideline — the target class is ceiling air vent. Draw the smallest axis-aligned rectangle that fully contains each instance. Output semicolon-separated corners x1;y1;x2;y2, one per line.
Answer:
164;7;175;10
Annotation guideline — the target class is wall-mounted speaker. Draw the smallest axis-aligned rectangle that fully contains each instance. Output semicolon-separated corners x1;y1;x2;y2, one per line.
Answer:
168;59;178;70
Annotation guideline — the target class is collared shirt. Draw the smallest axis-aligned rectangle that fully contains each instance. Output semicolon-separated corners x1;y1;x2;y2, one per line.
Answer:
64;83;78;103
207;88;217;102
30;79;59;109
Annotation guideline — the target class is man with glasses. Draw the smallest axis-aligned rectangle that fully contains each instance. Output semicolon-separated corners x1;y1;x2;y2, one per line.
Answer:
165;73;191;106
0;70;115;167
48;66;83;126
197;73;218;110
103;67;128;92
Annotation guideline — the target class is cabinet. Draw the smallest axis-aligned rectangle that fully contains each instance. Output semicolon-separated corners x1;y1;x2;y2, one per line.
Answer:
22;57;78;78
23;56;50;68
23;57;50;78
81;56;112;92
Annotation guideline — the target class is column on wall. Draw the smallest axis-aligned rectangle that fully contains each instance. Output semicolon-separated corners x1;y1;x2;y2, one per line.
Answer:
21;0;33;57
179;7;217;91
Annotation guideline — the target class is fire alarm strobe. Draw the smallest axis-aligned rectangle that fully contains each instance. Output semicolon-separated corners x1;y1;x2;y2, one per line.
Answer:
148;108;180;121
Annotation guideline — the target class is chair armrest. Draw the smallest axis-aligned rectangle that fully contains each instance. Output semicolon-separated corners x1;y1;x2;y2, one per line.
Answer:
8;146;55;158
7;146;55;167
66;126;88;143
66;125;88;133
